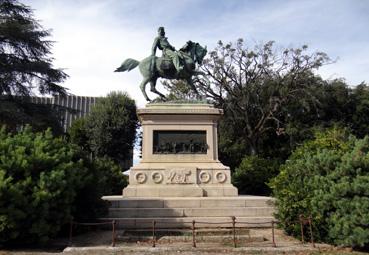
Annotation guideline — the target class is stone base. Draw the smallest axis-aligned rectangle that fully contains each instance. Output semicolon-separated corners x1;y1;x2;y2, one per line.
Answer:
123;185;204;197
123;184;238;197
123;162;238;197
101;196;275;229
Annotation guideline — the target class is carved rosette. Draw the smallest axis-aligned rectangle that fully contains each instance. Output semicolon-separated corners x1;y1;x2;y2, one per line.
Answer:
199;171;211;184
215;171;227;183
152;172;163;184
135;172;147;184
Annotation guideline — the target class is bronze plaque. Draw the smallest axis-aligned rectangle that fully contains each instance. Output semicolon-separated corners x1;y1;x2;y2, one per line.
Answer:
153;130;207;154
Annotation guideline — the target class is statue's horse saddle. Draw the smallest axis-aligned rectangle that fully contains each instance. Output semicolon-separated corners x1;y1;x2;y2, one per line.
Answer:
160;57;173;71
158;54;195;72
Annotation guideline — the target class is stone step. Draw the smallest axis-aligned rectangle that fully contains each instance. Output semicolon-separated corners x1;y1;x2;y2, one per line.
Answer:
103;196;274;208
108;207;275;218
99;216;276;228
101;196;276;229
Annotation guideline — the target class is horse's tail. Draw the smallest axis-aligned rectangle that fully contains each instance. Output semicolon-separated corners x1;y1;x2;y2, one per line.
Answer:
114;58;139;72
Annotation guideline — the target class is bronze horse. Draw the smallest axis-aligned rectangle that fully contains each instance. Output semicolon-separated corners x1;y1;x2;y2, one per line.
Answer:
115;41;207;101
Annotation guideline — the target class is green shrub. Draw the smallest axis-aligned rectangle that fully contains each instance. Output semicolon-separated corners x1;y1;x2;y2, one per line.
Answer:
0;126;128;245
312;137;369;247
270;127;369;247
233;155;280;195
73;157;127;221
0;126;83;244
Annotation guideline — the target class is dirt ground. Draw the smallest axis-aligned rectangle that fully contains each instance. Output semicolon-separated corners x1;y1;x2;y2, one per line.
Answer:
0;228;367;255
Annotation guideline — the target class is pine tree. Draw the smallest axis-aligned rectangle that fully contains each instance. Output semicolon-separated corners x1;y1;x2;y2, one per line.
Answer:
0;0;67;96
0;0;68;132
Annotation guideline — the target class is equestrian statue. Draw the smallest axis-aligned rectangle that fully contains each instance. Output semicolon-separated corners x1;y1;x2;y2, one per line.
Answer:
115;27;207;101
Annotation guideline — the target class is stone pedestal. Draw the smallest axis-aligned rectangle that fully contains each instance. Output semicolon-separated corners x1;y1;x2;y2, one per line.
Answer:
123;103;238;197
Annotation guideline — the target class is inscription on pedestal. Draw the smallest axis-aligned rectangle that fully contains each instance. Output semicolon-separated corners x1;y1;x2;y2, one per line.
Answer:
166;167;195;184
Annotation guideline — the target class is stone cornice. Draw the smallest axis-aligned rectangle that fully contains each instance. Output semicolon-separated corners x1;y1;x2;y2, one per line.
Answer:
138;103;223;116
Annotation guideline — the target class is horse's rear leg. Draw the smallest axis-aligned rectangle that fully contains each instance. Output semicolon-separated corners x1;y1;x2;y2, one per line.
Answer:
140;78;151;101
150;80;166;100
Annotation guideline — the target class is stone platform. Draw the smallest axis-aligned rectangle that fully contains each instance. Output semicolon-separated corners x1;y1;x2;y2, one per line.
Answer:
101;196;275;229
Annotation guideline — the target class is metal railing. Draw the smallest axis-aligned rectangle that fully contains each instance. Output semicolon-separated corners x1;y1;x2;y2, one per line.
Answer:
149;216;277;248
68;216;315;248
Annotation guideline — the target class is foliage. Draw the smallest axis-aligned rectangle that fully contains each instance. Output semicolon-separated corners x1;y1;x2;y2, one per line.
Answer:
164;40;369;171
218;126;248;171
0;126;82;244
350;83;369;138
69;91;138;165
68;118;88;150
0;0;68;132
0;126;127;245
0;96;64;135
73;156;127;221
233;155;280;195
312;137;369;247
162;79;199;101
165;39;330;155
0;0;67;96
270;127;369;247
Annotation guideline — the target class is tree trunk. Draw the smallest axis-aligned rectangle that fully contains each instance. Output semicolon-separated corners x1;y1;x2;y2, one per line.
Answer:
248;136;258;156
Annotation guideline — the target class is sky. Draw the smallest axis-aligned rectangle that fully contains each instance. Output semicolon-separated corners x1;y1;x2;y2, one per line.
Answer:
23;0;369;108
20;0;369;166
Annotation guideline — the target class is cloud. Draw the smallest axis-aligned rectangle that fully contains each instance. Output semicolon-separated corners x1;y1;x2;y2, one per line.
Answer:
21;0;369;165
25;0;369;101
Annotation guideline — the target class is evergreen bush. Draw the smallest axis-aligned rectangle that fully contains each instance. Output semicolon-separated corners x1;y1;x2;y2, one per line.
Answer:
270;127;369;247
73;157;127;221
233;155;279;195
0;126;82;244
0;126;127;245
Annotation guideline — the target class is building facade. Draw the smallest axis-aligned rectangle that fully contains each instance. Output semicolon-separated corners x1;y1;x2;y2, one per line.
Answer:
30;95;100;132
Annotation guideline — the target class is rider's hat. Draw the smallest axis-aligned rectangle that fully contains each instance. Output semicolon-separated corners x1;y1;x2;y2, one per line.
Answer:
158;27;165;32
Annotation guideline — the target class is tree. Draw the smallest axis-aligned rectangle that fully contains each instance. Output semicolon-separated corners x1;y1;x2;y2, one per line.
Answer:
0;0;67;96
69;91;138;166
0;0;68;132
270;127;351;240
165;39;330;156
0;96;64;134
232;155;279;195
72;156;127;222
0;125;127;245
350;83;369;138
270;127;369;247
0;126;81;244
276;78;353;159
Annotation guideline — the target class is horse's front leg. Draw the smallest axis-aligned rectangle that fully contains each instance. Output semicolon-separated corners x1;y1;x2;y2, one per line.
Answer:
187;78;200;98
140;77;151;101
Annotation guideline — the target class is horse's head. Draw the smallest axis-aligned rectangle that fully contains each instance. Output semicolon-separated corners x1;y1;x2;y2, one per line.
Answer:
194;43;207;65
181;41;207;66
